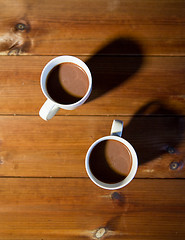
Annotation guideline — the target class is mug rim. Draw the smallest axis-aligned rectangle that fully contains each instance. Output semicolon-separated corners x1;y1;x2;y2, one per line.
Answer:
85;135;138;190
40;55;92;108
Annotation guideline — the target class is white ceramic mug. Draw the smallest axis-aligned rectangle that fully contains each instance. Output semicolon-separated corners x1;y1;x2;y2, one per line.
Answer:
39;56;92;121
85;120;138;190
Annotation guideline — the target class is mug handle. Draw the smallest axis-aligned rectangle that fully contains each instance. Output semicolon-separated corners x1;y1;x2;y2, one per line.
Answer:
111;120;123;137
39;99;60;121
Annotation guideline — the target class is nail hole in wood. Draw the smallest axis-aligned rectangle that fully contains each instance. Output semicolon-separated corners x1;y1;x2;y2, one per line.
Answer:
15;23;26;31
15;21;30;32
167;146;176;154
170;162;179;170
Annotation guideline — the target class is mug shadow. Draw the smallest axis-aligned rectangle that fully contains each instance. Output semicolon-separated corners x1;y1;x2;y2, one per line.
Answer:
85;37;143;102
123;101;185;165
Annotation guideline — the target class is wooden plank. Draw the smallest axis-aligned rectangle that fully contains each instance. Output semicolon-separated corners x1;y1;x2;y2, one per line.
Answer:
0;178;184;240
0;116;184;178
0;0;184;55
0;56;184;115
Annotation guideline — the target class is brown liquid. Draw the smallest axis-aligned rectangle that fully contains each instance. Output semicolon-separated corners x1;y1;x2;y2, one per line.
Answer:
46;63;89;104
89;139;132;184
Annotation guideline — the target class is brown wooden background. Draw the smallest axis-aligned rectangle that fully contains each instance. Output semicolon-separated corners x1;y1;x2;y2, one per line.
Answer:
0;0;184;239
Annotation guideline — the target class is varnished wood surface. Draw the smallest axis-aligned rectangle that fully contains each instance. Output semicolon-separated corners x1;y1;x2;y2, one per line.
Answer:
0;0;184;56
0;116;184;178
0;0;184;239
0;56;184;115
0;178;185;240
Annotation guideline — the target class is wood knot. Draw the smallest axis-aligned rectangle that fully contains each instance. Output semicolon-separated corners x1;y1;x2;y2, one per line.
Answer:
111;192;124;206
8;48;20;56
169;161;184;170
95;227;107;239
15;20;30;33
0;159;4;165
170;162;179;170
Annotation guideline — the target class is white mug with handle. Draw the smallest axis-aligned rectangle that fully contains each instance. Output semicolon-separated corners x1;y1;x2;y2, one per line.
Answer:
39;55;92;121
85;120;138;190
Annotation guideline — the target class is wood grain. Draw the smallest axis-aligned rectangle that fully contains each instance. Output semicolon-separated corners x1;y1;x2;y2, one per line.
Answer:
0;56;184;115
0;0;184;56
0;1;184;239
0;116;184;178
0;178;184;240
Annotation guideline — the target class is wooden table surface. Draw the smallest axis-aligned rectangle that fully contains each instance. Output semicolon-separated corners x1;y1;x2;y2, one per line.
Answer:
0;0;185;239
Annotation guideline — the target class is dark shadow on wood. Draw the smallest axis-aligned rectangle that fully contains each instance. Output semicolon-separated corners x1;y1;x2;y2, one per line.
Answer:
85;37;143;102
123;101;185;165
106;215;123;231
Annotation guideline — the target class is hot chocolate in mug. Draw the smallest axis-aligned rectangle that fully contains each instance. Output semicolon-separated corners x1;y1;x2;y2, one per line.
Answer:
85;120;138;190
39;56;92;121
